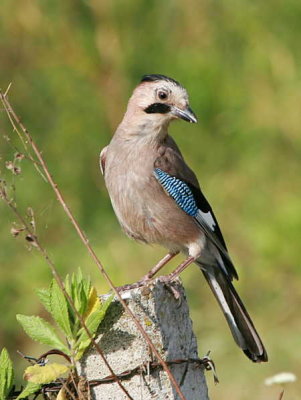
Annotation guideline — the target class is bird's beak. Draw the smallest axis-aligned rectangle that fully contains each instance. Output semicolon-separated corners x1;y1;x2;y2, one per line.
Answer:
170;106;198;123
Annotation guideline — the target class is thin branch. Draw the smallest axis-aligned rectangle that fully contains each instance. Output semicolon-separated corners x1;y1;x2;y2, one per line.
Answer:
2;134;43;167
1;94;47;181
0;90;187;400
4;82;12;97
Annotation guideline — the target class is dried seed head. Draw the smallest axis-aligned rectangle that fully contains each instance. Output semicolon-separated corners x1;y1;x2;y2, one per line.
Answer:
10;224;25;237
5;161;21;175
15;152;25;161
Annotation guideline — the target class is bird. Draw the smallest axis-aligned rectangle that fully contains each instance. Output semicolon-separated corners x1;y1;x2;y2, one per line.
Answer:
100;74;268;363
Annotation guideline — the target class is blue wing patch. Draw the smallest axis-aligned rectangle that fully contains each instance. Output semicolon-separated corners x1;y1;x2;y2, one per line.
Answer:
154;168;237;278
154;168;198;217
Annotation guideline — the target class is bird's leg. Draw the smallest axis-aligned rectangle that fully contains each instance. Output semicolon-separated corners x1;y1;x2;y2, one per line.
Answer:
141;251;179;281
116;252;179;292
159;256;196;283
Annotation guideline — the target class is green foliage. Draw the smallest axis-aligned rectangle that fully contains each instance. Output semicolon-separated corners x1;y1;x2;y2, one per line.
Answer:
16;315;69;354
75;293;114;360
16;383;41;400
64;269;92;329
6;271;113;398
18;270;113;361
35;288;52;315
0;348;14;400
49;280;72;338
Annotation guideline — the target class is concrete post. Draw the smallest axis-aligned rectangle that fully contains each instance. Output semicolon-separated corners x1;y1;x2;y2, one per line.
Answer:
78;279;209;400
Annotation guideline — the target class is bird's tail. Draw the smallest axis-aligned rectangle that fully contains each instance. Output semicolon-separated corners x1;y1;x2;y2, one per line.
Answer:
197;262;268;362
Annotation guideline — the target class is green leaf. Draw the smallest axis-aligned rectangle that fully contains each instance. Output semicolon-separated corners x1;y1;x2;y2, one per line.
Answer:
70;273;81;314
50;280;72;339
36;287;52;314
24;363;69;384
16;314;69;354
81;273;91;303
0;348;14;400
16;382;41;399
77;284;87;316
64;274;71;296
73;270;90;315
64;275;75;326
75;293;113;360
65;269;91;319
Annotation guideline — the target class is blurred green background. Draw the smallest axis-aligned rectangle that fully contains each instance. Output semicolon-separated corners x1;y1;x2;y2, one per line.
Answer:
0;0;300;398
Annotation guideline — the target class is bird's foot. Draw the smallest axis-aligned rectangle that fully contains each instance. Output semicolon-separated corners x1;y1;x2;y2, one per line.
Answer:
116;273;180;297
116;276;153;292
116;252;180;293
158;271;180;284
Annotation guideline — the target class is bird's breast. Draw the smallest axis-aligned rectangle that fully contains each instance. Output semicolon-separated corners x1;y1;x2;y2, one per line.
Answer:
104;140;202;250
104;147;159;242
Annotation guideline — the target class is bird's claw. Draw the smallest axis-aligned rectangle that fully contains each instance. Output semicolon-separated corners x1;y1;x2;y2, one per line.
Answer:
116;274;181;300
116;277;153;292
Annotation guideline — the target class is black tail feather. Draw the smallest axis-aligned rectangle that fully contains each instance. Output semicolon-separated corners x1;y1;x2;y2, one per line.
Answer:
199;264;268;362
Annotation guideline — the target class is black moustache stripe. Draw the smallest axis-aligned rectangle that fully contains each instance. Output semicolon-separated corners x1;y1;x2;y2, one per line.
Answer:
144;103;171;114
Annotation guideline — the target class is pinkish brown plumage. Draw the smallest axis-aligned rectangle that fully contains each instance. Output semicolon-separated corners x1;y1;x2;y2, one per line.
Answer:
100;74;267;362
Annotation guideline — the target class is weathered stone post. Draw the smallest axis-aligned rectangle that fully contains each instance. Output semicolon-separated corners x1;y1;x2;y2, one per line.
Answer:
78;279;209;399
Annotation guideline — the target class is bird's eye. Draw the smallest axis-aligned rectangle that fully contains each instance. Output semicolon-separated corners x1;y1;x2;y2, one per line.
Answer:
158;91;168;100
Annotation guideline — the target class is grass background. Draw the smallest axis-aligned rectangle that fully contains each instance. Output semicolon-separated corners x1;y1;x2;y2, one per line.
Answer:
0;0;300;398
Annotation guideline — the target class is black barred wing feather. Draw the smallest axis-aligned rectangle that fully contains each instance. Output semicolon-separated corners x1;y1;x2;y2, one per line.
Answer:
154;168;198;216
154;167;238;280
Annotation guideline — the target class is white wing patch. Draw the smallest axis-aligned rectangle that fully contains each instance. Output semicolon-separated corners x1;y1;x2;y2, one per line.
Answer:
197;209;216;231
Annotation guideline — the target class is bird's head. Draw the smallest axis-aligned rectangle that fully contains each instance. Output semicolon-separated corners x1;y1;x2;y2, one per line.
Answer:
126;74;197;128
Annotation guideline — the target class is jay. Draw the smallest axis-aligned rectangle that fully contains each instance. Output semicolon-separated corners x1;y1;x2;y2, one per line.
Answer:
100;74;267;362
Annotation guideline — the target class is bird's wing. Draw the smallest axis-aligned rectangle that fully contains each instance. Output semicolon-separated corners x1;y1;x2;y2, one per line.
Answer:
99;146;108;175
154;138;238;280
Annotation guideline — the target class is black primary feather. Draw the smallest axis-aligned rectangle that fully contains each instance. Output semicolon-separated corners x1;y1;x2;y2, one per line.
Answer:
200;265;268;362
182;180;238;280
153;167;267;361
154;166;238;280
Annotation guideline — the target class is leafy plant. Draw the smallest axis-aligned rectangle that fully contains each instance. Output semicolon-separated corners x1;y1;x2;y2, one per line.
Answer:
14;269;113;399
0;348;14;400
16;382;41;400
18;270;113;362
